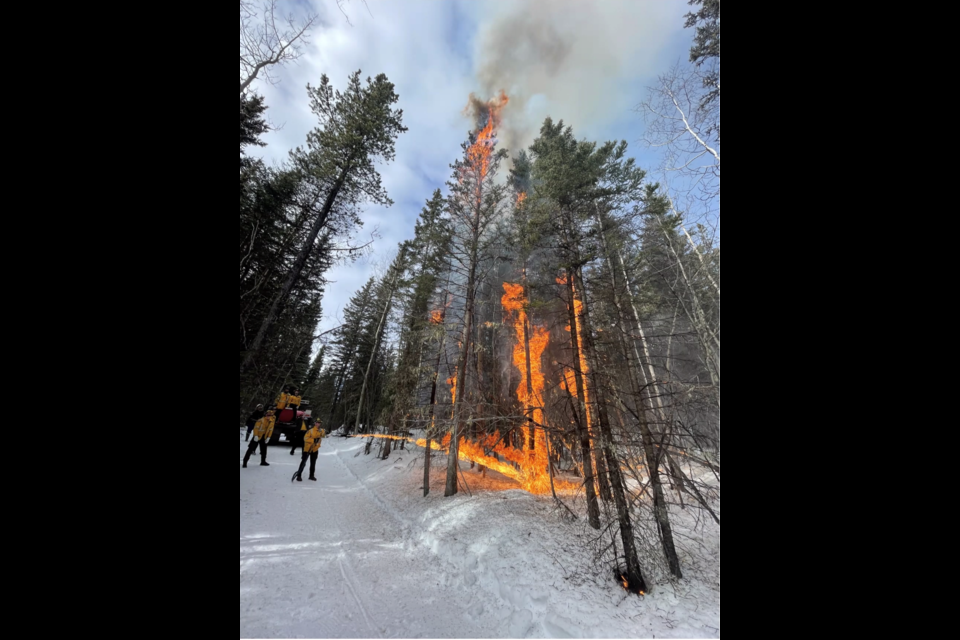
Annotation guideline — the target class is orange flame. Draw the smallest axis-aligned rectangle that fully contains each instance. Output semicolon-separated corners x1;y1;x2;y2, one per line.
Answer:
502;284;549;425
467;117;496;182
447;370;458;405
559;274;607;497
558;276;592;426
502;283;553;494
431;310;444;324
461;91;509;199
354;433;446;452
516;192;527;207
352;430;576;495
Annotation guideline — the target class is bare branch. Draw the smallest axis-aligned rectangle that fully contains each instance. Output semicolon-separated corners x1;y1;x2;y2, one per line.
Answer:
240;0;318;94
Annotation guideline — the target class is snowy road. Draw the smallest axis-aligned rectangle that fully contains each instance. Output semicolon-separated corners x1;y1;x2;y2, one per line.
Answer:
240;436;496;639
240;433;721;639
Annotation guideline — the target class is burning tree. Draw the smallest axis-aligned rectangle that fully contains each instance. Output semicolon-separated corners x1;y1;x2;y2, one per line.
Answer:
320;97;719;596
442;93;511;497
524;118;663;588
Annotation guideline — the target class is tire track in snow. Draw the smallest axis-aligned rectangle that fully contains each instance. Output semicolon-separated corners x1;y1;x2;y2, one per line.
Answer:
333;446;415;536
318;451;383;639
338;554;380;638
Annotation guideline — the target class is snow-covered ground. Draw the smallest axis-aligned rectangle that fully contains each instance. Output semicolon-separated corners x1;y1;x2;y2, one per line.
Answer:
240;432;720;639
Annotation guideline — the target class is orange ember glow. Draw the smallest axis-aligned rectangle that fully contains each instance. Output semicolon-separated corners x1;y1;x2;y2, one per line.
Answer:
431;310;444;324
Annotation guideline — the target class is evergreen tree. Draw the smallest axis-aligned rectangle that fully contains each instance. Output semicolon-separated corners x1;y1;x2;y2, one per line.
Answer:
528;118;665;584
325;277;377;429
240;71;407;377
443;120;509;496
240;93;268;166
685;0;721;113
382;191;452;458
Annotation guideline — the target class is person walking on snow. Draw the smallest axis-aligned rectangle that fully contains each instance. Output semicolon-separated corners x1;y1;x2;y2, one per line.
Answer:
292;420;325;482
245;404;265;442
290;414;315;456
243;410;276;468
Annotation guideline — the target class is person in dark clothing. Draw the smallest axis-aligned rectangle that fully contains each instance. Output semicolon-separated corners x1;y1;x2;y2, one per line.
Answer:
245;404;265;442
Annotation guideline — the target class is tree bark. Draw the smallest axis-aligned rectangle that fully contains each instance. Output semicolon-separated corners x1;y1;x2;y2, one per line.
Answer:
596;208;684;579
424;312;447;497
564;269;601;530
445;265;476;497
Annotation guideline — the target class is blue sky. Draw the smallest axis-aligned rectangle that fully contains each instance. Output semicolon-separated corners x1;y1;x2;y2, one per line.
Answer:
248;0;697;347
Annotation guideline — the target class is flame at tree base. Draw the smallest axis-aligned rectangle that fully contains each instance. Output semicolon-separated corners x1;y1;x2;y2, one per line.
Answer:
501;282;556;495
615;568;648;597
353;433;577;495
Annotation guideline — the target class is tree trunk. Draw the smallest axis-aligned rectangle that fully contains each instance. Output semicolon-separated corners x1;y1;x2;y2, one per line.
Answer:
354;265;402;437
445;293;475;497
571;268;614;505
241;173;347;376
564;270;601;530
424;324;446;497
522;277;536;451
597;211;684;579
446;234;480;497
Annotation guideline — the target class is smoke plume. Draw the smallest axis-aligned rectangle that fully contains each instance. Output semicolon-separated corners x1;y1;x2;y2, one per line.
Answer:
467;0;682;157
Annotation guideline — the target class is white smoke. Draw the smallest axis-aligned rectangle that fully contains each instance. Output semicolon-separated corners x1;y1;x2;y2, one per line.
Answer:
468;0;685;157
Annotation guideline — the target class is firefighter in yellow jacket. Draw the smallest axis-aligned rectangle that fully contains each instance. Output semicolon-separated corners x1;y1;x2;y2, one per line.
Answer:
243;410;275;468
274;387;291;411
291;419;326;482
286;388;302;415
289;414;313;456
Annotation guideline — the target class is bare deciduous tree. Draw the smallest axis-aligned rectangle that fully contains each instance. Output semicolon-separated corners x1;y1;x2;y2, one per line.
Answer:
639;63;720;207
240;0;319;94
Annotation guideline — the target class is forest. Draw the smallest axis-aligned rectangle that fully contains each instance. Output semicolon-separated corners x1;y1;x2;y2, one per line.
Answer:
240;0;719;599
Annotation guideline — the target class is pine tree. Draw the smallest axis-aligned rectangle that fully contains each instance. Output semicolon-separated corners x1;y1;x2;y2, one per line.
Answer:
240;71;407;377
443;122;509;497
326;278;377;430
528;118;663;584
355;247;410;437
383;191;452;459
685;0;721;114
240;93;268;166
